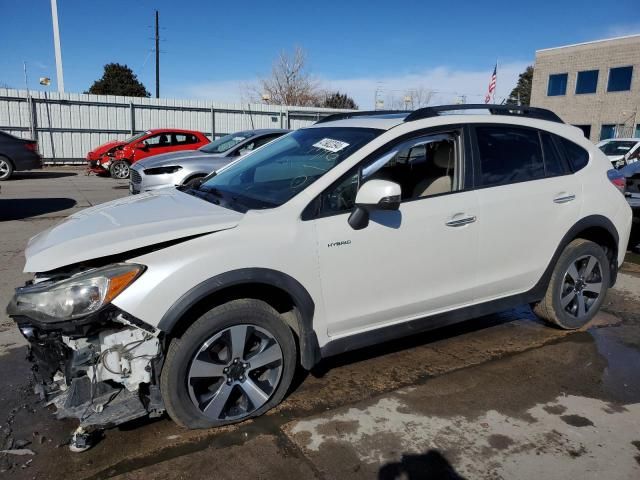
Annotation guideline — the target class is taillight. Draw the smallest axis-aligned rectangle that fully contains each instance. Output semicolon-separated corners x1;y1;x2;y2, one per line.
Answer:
607;169;626;194
24;142;38;153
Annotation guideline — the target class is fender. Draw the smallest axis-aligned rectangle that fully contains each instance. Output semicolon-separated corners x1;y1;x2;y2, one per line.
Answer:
531;214;620;295
158;268;321;369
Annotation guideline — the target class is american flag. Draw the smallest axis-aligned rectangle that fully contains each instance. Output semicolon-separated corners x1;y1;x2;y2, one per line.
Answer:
484;64;497;104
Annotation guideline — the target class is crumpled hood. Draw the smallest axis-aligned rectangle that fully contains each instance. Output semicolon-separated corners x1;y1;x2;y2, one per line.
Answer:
24;189;243;272
87;140;125;159
134;149;216;168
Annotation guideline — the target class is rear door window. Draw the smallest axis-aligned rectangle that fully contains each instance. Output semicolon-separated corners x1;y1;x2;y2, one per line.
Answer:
475;126;545;187
172;133;199;145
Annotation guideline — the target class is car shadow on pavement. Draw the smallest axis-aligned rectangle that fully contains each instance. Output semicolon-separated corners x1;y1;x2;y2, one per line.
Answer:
9;171;78;180
0;198;77;220
378;450;466;480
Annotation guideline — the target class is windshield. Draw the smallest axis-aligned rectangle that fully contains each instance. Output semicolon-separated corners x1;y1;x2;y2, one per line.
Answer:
600;141;637;155
123;131;149;144
200;132;252;154
196;127;381;210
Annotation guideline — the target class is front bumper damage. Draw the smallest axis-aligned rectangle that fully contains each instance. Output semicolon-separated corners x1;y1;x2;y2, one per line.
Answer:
12;307;165;431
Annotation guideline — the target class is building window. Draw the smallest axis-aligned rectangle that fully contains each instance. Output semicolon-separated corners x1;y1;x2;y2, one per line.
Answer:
607;66;633;92
547;73;568;96
636;124;640;138
575;70;598;94
600;124;616;141
573;125;591;138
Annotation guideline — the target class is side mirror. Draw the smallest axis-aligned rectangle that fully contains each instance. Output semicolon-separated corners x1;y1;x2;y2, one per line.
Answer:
136;142;148;150
348;180;401;230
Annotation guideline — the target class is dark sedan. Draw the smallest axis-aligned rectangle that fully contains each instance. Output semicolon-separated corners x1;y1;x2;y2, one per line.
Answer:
0;131;42;180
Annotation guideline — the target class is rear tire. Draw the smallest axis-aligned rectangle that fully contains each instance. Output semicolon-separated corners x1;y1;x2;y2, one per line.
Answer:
0;156;14;181
161;299;297;429
109;160;130;179
533;239;609;329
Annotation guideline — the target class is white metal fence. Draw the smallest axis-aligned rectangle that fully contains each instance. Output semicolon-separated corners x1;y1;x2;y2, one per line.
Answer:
0;88;349;164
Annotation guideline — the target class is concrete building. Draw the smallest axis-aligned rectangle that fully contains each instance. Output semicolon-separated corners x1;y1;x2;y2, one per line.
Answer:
530;34;640;142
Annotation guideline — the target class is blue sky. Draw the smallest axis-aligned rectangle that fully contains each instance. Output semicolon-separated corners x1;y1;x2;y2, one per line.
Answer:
1;0;639;108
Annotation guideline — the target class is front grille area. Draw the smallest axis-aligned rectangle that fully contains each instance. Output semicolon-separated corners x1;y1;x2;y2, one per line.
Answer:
130;169;142;184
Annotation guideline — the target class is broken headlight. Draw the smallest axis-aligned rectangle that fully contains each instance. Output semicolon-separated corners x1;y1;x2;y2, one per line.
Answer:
10;264;144;322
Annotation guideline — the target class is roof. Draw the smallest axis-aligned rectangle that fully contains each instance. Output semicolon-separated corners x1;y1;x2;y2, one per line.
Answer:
146;128;208;134
307;116;407;130
536;33;640;53
245;128;290;135
310;105;564;130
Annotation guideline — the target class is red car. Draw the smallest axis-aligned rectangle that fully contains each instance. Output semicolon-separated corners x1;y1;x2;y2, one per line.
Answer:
87;129;210;179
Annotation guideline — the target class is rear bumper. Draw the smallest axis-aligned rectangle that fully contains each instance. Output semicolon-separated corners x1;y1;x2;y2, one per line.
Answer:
627;195;640;219
14;152;43;171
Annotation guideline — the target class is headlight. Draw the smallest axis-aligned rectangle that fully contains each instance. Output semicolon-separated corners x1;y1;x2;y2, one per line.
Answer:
9;264;144;322
144;166;182;175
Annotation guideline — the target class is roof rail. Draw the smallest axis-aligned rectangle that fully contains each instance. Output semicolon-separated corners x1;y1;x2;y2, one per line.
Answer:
404;104;564;124
315;110;410;124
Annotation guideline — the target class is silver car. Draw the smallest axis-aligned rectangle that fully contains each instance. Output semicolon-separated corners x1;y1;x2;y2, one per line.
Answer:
129;129;288;194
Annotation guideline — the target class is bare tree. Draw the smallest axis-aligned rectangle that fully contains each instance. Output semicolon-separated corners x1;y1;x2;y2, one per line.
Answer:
407;86;434;109
248;47;321;107
389;86;434;109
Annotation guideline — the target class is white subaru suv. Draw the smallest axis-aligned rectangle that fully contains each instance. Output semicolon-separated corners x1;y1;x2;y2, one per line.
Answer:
7;105;632;444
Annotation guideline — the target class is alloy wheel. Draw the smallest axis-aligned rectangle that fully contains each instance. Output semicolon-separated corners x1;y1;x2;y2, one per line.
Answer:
187;324;283;421
0;159;10;179
560;254;603;319
112;162;130;179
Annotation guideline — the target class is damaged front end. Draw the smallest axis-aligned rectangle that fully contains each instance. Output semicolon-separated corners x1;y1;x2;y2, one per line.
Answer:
7;263;165;433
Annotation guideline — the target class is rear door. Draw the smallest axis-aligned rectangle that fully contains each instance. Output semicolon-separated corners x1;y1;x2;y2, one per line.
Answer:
172;133;201;153
471;124;581;302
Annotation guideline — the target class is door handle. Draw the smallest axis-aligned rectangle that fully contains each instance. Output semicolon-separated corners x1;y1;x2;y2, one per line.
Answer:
553;194;576;204
446;215;477;227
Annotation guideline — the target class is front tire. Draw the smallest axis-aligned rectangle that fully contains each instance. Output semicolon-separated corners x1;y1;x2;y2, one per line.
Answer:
110;160;130;179
0;156;14;181
533;239;609;329
161;299;297;429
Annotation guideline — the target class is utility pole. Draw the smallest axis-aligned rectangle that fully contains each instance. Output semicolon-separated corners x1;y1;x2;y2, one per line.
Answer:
50;0;65;93
155;10;160;98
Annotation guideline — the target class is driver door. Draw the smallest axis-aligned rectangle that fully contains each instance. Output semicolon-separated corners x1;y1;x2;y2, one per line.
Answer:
310;130;480;337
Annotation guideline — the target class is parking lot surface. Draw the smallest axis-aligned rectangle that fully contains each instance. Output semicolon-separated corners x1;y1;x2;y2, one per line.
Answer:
1;169;639;479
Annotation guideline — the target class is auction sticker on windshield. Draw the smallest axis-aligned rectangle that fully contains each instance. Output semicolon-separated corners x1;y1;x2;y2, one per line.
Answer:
313;138;350;153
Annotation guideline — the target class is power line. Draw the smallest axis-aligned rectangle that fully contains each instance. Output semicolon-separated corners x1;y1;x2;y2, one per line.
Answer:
155;10;160;98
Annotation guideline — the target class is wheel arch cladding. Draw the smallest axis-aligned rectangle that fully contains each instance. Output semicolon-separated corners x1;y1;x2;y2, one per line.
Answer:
542;215;620;291
158;268;321;369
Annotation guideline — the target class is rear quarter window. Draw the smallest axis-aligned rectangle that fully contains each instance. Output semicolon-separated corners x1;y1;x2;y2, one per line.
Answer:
558;137;589;172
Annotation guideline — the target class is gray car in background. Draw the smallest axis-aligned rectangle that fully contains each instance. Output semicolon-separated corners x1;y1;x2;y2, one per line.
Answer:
129;129;288;194
0;131;42;180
